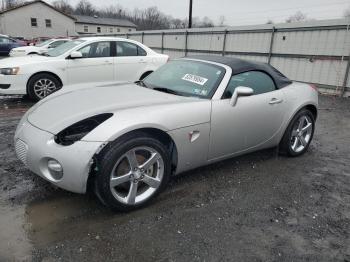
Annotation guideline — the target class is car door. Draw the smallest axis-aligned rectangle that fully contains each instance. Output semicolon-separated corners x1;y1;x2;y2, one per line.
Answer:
66;41;114;85
114;41;148;82
209;71;286;160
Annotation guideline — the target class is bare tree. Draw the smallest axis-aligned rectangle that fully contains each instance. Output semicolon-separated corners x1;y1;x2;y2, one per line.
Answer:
286;11;308;23
52;0;74;14
75;0;96;16
1;0;24;10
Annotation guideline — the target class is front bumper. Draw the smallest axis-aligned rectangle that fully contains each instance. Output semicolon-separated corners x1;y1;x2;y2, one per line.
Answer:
0;74;27;95
14;120;103;193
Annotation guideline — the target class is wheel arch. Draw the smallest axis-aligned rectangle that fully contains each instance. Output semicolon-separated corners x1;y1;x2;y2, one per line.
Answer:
278;103;317;145
86;127;178;192
305;104;317;120
26;71;63;93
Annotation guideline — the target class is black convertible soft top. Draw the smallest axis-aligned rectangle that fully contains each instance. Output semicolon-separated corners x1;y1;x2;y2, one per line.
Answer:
186;55;292;89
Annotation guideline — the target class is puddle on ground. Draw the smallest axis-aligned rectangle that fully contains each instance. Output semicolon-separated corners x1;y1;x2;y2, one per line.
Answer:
0;201;32;261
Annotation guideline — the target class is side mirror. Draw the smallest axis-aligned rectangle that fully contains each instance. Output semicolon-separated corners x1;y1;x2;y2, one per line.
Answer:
69;51;83;59
229;86;254;106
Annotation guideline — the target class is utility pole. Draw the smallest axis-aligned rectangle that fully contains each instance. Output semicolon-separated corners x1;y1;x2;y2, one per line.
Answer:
188;0;193;28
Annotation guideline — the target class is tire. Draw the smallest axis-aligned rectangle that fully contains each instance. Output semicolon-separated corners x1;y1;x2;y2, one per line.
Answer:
27;73;62;101
94;132;171;211
279;109;315;157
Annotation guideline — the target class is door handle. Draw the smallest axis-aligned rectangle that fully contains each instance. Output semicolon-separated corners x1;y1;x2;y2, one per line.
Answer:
269;98;283;105
139;59;147;63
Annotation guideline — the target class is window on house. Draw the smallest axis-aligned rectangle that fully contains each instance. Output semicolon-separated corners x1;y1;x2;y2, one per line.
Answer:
31;18;37;27
97;27;101;33
117;28;120;32
45;19;52;28
128;28;132;32
84;25;89;33
109;28;113;33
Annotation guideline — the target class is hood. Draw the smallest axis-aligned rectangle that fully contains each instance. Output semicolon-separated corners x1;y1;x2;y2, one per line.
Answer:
27;83;198;134
0;55;55;67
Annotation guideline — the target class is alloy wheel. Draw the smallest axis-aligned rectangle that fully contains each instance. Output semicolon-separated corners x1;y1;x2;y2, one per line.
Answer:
290;115;313;153
33;78;57;99
109;146;164;205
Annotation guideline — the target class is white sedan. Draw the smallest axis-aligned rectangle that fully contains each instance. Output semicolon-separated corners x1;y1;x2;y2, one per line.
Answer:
9;38;71;57
0;37;169;100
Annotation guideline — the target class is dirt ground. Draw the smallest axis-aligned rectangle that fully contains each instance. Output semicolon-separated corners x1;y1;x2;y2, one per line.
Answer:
0;94;349;262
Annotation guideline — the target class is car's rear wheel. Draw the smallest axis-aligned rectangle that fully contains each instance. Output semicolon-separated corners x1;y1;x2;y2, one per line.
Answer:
27;73;62;101
95;133;171;211
279;109;315;156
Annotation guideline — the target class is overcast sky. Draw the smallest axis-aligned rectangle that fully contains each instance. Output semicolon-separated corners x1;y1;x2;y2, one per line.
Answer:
49;0;350;25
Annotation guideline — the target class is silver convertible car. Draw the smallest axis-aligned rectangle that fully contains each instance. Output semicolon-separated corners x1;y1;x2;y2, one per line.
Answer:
15;56;318;211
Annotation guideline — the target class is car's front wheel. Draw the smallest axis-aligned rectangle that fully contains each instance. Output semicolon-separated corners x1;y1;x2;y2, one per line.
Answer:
27;73;62;101
280;109;315;156
95;133;171;211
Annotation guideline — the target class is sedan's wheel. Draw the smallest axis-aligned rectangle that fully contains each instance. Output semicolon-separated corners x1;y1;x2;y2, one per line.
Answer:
95;133;171;211
27;73;62;101
280;109;315;156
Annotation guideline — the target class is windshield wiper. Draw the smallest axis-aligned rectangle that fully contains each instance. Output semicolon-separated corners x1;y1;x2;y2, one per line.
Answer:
135;79;148;88
152;87;180;95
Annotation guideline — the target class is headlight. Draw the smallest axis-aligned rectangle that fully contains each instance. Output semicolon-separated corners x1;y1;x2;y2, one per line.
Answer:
0;67;20;75
54;113;113;146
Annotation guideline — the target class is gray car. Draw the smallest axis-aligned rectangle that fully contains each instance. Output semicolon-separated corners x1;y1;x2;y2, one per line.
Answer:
14;56;318;211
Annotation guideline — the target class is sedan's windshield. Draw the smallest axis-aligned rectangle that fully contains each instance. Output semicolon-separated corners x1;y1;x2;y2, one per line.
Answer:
143;60;225;98
36;39;53;47
47;40;85;57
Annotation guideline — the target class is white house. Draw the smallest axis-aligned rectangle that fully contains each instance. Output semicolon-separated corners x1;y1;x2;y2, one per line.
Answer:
0;0;76;38
0;0;137;39
74;15;137;35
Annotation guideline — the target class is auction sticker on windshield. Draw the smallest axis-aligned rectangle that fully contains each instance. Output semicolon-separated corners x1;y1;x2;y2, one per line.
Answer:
182;74;208;86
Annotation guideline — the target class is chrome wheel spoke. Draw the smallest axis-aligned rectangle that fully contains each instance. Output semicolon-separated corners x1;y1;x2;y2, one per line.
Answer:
298;116;305;131
291;138;298;151
140;152;160;170
299;136;307;146
302;123;312;132
110;173;131;187
126;182;138;204
142;175;161;188
126;149;139;170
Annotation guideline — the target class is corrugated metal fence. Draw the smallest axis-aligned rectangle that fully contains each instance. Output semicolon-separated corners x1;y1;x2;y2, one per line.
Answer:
98;18;350;97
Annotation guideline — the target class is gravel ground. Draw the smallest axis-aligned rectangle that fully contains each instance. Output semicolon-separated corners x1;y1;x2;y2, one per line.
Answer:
0;94;349;262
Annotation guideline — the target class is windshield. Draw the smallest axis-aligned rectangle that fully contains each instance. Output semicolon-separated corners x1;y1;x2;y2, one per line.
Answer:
144;60;225;98
36;39;53;47
47;40;85;57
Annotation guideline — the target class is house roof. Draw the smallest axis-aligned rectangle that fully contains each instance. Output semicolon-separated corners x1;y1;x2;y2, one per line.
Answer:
187;55;292;89
0;0;76;20
73;15;137;28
